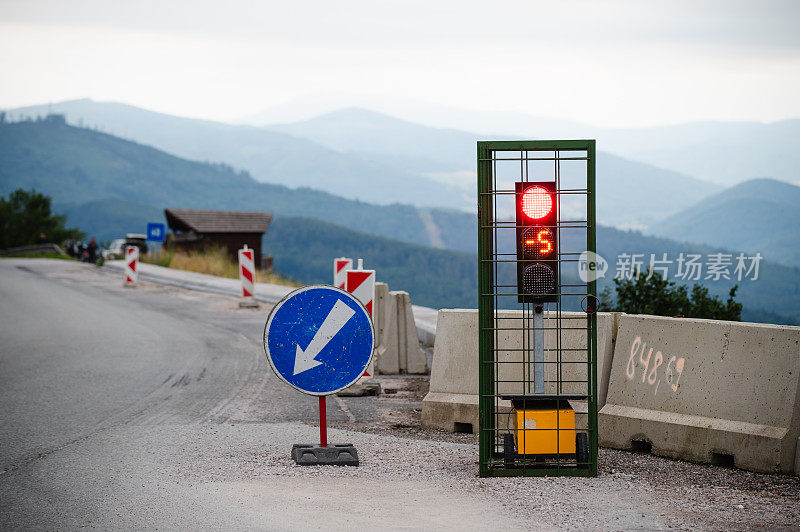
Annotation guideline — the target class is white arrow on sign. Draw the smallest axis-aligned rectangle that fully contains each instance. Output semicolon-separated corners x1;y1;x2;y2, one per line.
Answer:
294;299;356;375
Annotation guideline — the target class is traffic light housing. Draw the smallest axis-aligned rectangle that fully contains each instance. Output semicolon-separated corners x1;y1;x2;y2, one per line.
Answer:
515;181;558;303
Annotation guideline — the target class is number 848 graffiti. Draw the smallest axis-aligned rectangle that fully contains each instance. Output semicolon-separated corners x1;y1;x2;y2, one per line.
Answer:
626;336;685;395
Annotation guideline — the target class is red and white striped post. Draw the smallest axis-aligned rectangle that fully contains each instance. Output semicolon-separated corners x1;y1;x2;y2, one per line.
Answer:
333;257;352;290
238;244;259;308
124;245;138;287
346;258;377;383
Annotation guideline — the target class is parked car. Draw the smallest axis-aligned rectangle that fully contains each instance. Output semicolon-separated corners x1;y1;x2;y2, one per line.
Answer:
124;233;148;256
102;239;126;260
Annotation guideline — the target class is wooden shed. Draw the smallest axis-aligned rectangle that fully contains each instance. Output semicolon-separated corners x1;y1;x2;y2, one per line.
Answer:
164;209;273;266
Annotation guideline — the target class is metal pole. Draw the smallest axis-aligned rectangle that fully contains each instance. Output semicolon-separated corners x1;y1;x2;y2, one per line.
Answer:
534;305;544;393
319;396;328;447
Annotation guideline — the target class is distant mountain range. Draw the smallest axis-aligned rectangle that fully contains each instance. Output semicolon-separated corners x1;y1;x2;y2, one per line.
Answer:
650;178;800;267
0;117;473;251
247;97;800;187
4;99;721;228
1;116;798;324
269;107;721;228
2;99;468;210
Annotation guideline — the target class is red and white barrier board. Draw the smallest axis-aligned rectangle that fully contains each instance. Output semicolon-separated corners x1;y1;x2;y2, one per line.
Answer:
347;261;376;379
239;245;255;298
238;245;259;308
347;268;375;317
333;257;353;290
124;246;139;286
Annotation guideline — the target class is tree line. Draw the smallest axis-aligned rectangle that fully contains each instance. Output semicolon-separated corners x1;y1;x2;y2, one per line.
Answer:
0;188;84;249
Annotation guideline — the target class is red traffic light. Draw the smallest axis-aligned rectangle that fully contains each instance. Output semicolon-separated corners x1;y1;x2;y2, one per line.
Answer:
520;186;553;220
515;181;558;303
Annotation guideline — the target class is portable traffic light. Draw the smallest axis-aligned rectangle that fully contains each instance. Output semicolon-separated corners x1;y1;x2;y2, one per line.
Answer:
479;140;597;478
515;181;558;303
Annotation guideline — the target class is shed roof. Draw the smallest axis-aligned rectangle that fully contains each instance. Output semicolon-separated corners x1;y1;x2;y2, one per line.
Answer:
164;209;273;234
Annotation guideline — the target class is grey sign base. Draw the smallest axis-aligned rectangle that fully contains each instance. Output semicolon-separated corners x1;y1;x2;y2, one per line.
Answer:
291;444;359;466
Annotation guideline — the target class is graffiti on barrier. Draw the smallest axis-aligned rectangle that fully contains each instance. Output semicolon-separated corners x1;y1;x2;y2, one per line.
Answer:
626;336;685;395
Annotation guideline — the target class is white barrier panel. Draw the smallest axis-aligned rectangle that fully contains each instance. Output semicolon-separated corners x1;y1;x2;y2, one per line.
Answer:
394;291;428;374
124;246;139;287
599;314;800;473
333;257;352;290
374;282;390;370
421;309;618;434
373;282;428;375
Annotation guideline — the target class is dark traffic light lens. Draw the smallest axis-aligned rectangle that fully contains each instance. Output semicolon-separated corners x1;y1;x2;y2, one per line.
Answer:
522;263;556;295
521;186;553;220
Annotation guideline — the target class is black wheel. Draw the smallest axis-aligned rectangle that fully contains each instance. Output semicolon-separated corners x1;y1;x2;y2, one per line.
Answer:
503;433;516;466
576;432;589;469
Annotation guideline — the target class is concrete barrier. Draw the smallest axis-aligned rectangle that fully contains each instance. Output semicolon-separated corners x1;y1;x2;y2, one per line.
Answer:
373;283;428;375
422;309;618;434
411;305;437;347
599;314;800;474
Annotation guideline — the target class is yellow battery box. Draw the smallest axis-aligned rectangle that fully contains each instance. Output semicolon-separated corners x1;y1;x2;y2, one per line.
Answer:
514;407;576;455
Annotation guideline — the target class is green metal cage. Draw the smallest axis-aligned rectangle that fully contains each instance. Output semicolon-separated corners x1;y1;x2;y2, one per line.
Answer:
477;140;598;477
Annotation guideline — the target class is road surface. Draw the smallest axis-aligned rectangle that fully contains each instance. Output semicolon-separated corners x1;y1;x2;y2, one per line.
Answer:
0;259;464;529
1;259;797;530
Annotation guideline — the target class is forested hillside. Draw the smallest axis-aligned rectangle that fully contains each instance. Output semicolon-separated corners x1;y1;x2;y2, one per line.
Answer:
262;215;800;323
264;216;477;308
3;100;466;209
0;118;473;249
7;100;724;227
651;178;800;267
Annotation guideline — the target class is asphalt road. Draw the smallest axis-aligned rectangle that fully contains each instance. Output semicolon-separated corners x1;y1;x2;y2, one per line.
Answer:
2;259;797;530
0;259;328;465
0;259;442;529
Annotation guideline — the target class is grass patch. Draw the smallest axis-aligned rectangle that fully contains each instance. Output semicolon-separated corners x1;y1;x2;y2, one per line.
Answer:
146;248;175;268
169;246;238;278
142;246;297;287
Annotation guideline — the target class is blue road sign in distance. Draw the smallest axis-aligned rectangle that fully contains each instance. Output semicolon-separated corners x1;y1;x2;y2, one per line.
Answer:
264;285;374;396
146;222;166;243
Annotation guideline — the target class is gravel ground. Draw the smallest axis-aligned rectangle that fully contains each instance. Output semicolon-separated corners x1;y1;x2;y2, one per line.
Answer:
163;421;797;531
598;448;800;530
321;376;800;530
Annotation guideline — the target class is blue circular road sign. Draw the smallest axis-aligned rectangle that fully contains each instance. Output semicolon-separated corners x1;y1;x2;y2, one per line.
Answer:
264;285;374;396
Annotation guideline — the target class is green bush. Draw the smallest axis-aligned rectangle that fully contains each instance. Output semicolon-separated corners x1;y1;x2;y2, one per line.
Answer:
600;269;742;321
0;188;84;248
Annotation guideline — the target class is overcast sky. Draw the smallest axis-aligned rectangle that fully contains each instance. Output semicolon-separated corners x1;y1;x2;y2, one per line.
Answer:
1;0;798;127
